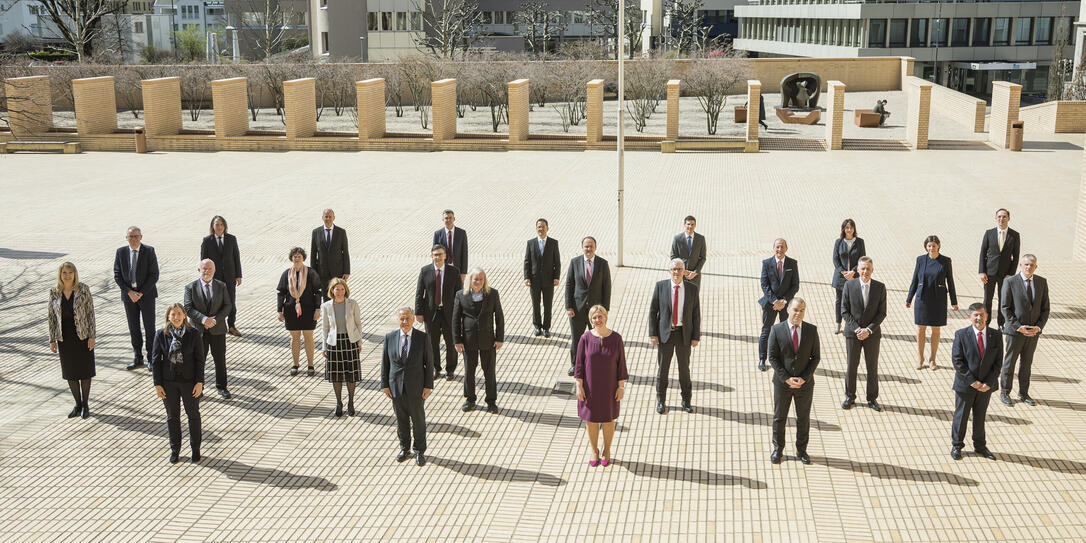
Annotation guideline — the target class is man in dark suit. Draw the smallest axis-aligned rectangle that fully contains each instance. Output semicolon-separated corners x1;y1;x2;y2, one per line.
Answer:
415;244;462;380
433;209;468;282
840;256;887;411
381;307;434;466
311;209;350;301
649;259;701;414
767;297;820;465
113;226;159;370
670;215;707;287
524;218;561;337
950;303;1002;460
999;255;1050;407
978;208;1020;327
758;238;799;372
453;268;505;413
200;215;243;336
565;236;612;376
184;259;234;399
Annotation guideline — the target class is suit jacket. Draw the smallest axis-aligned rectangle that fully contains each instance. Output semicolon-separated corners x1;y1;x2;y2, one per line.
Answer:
200;233;242;282
523;237;561;282
951;326;1002;393
1000;274;1050;335
311;225;351;279
48;283;96;342
648;279;701;344
320;298;365;347
415;264;463;323
151;326;205;385
767;321;820;388
830;237;866;289
381;328;435;398
184;278;232;335
433;227;468;273
452;288;506;351
113;244;159;298
840;278;887;339
978;227;1020;277
906;254;957;305
758;256;799;309
565;256;612;312
670;232;707;275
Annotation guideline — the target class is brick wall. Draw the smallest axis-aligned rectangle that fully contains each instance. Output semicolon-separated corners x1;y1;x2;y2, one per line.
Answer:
1077;146;1086;261
900;57;915;87
4;75;52;138
743;57;902;93
825;81;845;150
211;77;250;138
990;81;1022;149
908;76;986;134
72;76;117;135
141;77;182;137
356;78;386;140
906;79;931;150
1019;101;1086;133
746;80;761;142
432;79;457;141
586;79;604;144
283;78;317;139
666;80;680;140
508;79;529;143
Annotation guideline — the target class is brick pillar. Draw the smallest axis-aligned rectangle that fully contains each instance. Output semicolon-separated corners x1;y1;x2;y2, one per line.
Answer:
586;79;604;144
141;77;182;137
508;79;530;143
431;78;457;142
283;77;317;139
72;76;117;135
4;75;52;138
1076;145;1086;261
990;81;1022;149
356;78;386;140
746;80;761;142
825;80;846;150
906;79;931;150
666;79;680;140
900;56;915;87
211;77;249;138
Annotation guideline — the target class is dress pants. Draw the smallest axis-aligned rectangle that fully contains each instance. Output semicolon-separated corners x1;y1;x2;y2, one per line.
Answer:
425;307;457;374
1001;333;1039;396
529;279;555;331
656;327;692;403
392;393;426;453
772;381;813;452
844;336;880;402
758;306;788;362
952;389;991;449
983;277;1008;327
568;308;590;365
225;280;238;328
833;288;844;324
162;380;202;454
463;348;497;404
202;332;228;390
122;294;156;361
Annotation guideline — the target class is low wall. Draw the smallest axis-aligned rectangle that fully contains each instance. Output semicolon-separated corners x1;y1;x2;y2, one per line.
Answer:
1019;101;1086;133
909;76;986;133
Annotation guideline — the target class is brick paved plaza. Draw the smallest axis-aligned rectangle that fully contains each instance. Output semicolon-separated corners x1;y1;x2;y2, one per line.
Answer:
2;139;1085;542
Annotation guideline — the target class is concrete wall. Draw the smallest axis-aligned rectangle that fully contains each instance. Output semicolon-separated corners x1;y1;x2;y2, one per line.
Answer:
910;76;986;133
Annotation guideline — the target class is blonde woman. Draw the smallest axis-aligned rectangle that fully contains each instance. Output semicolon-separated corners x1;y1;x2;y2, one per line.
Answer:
277;247;322;376
574;305;628;467
48;262;96;419
452;267;505;413
152;303;205;464
321;278;363;417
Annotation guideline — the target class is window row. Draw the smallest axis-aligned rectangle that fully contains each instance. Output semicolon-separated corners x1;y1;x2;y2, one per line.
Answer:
741;16;1074;48
367;12;424;32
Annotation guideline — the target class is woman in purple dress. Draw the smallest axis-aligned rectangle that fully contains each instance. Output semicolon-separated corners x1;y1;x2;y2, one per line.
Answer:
574;305;628;467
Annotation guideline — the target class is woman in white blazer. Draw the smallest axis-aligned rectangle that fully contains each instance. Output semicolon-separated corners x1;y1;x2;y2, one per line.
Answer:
321;277;364;417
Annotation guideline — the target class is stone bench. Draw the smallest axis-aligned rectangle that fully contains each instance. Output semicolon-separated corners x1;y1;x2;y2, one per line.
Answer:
0;141;82;154
854;109;881;127
661;139;756;153
776;108;821;125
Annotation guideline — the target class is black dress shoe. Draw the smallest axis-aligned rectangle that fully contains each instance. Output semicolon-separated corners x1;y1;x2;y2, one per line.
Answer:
682;403;694;414
461;401;476;412
347;402;355;416
1020;395;1036;406
543;329;551;338
841;399;854;410
567;366;575;377
396;450;411;462
290;366;299;376
218;388;231;399
770;448;782;464
486;403;499;414
80;404;89;419
335;402;344;417
1000;393;1013;406
798;451;811;464
976;447;996;460
445;373;455;381
435;369;443;379
656;403;666;414
126;360;144;371
415;453;426;466
306;366;315;377
951;447;962;460
191;452;201;463
534;328;542;337
169;452;180;464
867;401;882;412
758;361;767;372
68;404;81;418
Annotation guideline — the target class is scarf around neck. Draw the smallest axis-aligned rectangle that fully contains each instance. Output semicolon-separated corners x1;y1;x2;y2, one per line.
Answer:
168;325;186;369
288;266;308;316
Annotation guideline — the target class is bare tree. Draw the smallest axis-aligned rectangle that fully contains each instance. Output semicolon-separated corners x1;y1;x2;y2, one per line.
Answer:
547;60;597;132
414;0;483;60
37;0;125;61
684;50;749;135
94;11;135;63
229;0;303;61
624;57;668;132
663;0;705;56
1048;13;1071;101
464;55;517;132
586;0;644;59
399;55;441;129
517;2;567;56
0;62;52;138
179;66;210;122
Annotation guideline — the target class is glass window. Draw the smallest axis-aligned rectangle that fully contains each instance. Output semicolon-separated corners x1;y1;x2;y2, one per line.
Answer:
507;11;515;25
1015;18;1032;45
951;18;968;46
494;11;504;24
410;12;423;31
1035;17;1052;45
396;12;407;31
888;19;907;48
367;12;378;31
868;19;886;48
973;18;990;46
931;18;948;46
993;17;1010;45
910;18;927;47
381;12;392;31
134;21;144;34
321;32;328;53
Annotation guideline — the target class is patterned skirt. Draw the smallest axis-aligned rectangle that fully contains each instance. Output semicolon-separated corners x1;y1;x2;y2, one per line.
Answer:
325;333;361;383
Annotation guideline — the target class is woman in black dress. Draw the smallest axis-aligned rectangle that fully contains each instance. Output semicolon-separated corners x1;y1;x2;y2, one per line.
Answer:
48;262;96;419
831;219;866;334
906;235;959;370
152;303;204;464
277;247;322;376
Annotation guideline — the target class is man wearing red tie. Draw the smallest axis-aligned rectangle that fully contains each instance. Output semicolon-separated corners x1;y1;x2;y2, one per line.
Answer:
950;303;1002;461
767;297;820;465
649;259;701;414
415;245;462;380
433;210;468;282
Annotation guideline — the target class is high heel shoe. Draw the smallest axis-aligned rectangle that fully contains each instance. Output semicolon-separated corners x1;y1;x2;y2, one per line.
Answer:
601;451;611;467
347;401;355;416
929;360;938;371
915;360;925;370
588;449;601;467
335;401;344;417
80;403;89;419
67;404;81;418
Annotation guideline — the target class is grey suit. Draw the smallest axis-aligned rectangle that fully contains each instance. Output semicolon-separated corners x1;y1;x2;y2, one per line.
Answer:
381;328;435;453
184;278;232;390
1000;273;1050;397
767;321;820;453
648;279;701;404
670;232;707;286
564;256;612;365
840;278;886;402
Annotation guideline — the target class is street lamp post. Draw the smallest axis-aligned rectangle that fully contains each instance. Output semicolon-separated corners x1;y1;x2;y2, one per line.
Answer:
226;25;239;61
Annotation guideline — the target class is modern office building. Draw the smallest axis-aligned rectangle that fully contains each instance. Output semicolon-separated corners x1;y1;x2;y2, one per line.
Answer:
735;0;1079;99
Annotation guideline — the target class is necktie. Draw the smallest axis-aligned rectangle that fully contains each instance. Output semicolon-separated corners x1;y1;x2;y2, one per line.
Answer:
447;230;453;255
861;282;869;308
672;285;679;326
539;238;545;256
585;259;593;286
791;325;799;352
205;282;212;301
326;228;332;246
998;230;1004;251
130;250;138;284
777;259;783;279
1026;277;1033;303
401;334;409;359
687;235;693;253
435;268;442;306
977;330;985;358
217;236;223;250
